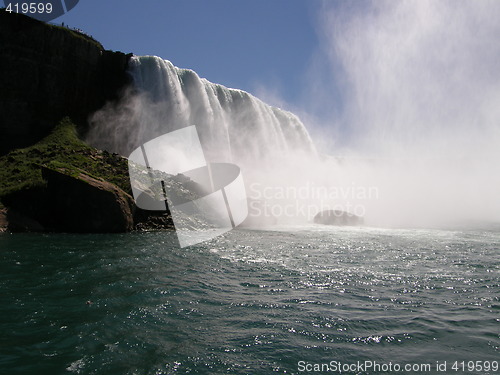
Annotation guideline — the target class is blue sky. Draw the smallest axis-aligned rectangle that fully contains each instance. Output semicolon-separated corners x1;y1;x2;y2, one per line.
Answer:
26;0;326;111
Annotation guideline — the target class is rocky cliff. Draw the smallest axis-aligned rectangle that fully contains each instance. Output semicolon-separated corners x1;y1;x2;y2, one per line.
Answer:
0;118;178;233
0;12;208;234
0;9;132;154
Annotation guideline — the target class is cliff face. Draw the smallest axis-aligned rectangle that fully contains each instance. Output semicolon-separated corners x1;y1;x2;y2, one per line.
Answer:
0;10;132;154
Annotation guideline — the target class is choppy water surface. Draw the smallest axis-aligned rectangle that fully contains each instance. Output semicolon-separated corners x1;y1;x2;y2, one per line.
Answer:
0;226;498;374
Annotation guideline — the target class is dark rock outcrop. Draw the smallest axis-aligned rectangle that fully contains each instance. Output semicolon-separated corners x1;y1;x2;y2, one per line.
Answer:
41;167;134;232
0;10;132;154
0;208;8;232
3;166;134;233
313;210;364;226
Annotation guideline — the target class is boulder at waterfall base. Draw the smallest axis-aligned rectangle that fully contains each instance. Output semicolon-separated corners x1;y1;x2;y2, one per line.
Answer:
313;210;364;226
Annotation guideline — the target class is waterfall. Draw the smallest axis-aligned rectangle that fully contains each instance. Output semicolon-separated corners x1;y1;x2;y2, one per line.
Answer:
87;55;317;178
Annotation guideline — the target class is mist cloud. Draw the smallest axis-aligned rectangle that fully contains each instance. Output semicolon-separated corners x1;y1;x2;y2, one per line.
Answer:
89;2;500;228
291;0;500;226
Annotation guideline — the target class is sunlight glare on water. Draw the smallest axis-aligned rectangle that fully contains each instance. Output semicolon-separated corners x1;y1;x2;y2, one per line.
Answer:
0;226;498;374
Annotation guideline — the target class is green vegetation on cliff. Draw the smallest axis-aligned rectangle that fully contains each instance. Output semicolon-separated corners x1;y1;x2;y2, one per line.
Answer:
0;117;132;203
0;118;193;233
46;22;104;50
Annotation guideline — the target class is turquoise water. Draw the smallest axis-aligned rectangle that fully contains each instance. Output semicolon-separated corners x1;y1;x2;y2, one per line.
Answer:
0;226;498;374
